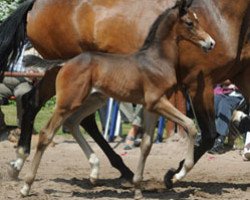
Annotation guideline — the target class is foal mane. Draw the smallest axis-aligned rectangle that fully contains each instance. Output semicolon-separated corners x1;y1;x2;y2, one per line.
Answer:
140;5;179;51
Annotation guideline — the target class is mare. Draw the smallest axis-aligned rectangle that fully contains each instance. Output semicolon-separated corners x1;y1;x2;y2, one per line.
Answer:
1;0;250;197
19;1;215;197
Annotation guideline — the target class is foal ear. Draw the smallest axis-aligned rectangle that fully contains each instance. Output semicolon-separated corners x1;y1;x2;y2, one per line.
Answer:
186;0;194;8
177;0;193;16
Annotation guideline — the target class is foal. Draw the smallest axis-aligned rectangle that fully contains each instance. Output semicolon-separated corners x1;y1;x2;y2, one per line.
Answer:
21;2;215;198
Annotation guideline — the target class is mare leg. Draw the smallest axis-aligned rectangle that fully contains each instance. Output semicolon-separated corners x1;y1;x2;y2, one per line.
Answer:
9;67;60;179
80;114;134;181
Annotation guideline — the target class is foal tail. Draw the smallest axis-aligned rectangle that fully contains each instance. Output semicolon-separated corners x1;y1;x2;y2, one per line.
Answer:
23;55;64;69
0;0;35;76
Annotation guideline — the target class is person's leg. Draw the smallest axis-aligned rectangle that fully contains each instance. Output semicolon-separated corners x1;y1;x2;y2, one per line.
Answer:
124;104;143;150
132;105;144;146
2;77;22;91
119;102;135;148
0;80;14;128
119;102;134;123
209;95;242;154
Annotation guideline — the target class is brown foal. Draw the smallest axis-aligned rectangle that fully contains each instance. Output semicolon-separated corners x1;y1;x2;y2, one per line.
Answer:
21;1;215;198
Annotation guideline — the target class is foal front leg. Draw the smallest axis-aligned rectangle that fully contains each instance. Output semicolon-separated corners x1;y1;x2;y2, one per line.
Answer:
154;96;198;188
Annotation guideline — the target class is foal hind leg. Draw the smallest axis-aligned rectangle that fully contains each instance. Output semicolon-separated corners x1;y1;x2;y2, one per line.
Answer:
20;108;67;196
80;114;134;181
154;96;197;188
133;110;159;200
63;93;107;184
20;100;97;195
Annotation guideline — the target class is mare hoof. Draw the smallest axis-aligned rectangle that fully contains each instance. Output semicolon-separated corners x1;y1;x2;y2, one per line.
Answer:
134;189;144;200
20;183;31;197
7;163;20;180
120;178;133;188
120;171;134;183
164;169;175;189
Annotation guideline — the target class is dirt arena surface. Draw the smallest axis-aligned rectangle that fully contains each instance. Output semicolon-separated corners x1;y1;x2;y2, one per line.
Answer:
0;134;250;200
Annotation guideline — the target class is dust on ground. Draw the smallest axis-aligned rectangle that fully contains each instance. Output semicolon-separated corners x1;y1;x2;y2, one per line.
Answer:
0;134;249;200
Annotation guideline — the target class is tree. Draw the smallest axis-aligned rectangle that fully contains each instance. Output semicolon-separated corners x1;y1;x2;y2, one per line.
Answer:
0;0;21;22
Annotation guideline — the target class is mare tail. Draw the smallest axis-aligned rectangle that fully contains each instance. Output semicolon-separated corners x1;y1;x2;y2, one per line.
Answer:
0;0;35;76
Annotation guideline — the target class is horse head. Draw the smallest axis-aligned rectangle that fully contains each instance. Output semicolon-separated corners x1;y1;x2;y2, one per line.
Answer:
175;0;215;52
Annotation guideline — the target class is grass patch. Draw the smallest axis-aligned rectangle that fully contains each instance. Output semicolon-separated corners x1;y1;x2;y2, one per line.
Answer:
1;99;132;137
2;99;243;148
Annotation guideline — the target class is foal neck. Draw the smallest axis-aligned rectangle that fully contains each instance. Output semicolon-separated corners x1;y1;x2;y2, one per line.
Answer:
140;7;179;64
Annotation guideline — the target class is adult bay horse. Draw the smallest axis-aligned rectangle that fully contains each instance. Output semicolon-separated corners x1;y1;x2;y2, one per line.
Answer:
19;2;215;197
1;0;250;196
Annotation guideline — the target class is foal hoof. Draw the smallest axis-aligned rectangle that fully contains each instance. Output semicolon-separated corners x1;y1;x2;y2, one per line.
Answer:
134;189;144;200
90;177;98;185
20;183;31;197
164;169;175;189
7;164;19;180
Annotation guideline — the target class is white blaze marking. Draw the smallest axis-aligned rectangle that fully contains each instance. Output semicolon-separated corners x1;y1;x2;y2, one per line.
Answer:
193;12;198;20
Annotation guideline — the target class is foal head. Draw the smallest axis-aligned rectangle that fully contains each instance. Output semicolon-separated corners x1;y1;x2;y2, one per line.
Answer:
141;0;215;53
174;0;215;51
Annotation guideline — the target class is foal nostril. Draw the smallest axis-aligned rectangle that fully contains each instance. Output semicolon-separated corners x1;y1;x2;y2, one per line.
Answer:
210;40;216;49
210;42;214;48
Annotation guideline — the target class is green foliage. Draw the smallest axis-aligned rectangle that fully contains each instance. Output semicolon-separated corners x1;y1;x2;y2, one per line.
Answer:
0;0;22;22
43;97;56;109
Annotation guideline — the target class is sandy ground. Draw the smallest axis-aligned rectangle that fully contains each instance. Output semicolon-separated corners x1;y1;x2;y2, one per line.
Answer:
0;134;250;200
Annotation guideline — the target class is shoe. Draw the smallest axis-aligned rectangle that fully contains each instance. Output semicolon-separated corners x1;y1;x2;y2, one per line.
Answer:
123;136;135;150
134;138;141;147
208;136;225;154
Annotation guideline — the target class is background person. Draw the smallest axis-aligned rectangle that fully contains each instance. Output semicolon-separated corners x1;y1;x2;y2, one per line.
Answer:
119;103;144;150
208;80;244;154
0;42;41;142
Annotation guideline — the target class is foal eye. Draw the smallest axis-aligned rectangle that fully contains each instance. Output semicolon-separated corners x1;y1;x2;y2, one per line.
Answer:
185;21;194;27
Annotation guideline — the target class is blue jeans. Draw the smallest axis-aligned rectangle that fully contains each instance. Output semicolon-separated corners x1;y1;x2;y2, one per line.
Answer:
214;94;243;136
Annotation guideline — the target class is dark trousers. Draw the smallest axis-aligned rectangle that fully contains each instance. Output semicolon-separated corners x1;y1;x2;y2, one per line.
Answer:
214;94;243;136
